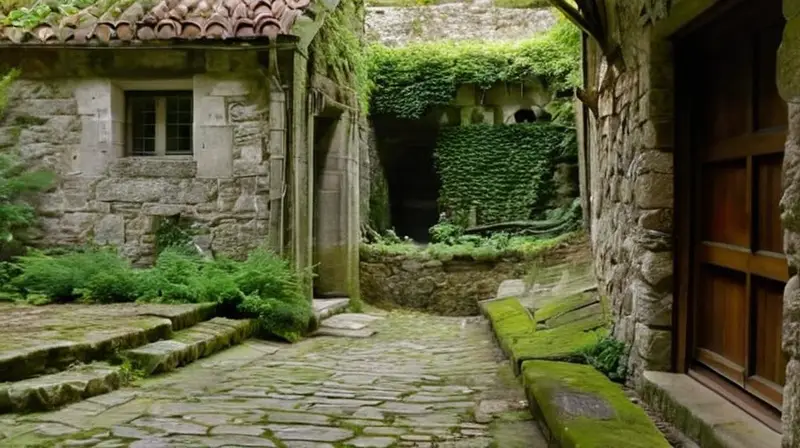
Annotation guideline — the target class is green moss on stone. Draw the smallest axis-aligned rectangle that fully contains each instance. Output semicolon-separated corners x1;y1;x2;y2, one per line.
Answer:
510;316;607;366
483;298;536;356
534;292;598;324
522;360;670;448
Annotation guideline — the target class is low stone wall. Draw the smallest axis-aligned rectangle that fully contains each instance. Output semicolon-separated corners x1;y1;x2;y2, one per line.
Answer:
360;254;527;316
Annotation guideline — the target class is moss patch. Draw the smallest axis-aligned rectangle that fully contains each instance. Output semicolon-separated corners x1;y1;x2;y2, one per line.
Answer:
522;360;670;448
483;298;536;355
533;292;598;324
511;316;607;367
484;297;609;373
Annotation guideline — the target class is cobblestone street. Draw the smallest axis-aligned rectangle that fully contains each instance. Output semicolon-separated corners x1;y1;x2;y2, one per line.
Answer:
0;310;546;447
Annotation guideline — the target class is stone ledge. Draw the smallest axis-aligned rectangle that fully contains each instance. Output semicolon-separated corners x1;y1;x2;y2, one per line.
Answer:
522;360;671;448
0;362;121;413
126;317;255;375
483;296;608;375
639;371;781;448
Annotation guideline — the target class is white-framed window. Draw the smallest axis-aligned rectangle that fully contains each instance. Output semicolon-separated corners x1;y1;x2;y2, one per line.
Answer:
126;91;193;157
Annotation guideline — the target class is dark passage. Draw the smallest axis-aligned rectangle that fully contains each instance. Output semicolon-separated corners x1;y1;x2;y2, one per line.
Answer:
374;117;441;242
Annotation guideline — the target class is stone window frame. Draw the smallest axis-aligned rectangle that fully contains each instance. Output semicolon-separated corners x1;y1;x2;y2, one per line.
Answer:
113;79;195;160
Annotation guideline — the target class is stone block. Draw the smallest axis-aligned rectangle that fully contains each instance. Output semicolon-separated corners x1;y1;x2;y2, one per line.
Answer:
779;18;800;100
141;203;189;216
96;178;179;203
637;250;672;291
108;158;197;179
196;126;234;178
196;96;227;126
94;214;125;245
522;361;670;448
631;279;672;327
228;101;263;123
233;160;269;177
634;173;673;209
210;80;250;97
634;323;671;371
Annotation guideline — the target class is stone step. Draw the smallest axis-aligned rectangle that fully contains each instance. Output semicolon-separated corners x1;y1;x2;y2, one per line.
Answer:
313;298;350;321
125;317;255;376
313;313;383;338
0;302;218;383
0;362;122;414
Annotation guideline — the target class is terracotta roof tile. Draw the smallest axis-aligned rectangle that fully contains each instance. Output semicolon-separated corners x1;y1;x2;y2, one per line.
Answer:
0;0;311;45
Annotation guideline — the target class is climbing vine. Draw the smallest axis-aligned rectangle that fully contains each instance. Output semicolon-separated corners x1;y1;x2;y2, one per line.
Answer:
434;123;575;226
367;17;581;119
311;0;373;113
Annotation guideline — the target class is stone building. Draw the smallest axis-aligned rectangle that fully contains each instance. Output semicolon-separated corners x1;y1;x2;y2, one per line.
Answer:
577;0;800;444
0;0;365;299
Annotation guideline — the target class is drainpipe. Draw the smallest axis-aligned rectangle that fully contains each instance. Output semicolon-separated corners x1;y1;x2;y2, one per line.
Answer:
268;47;287;255
581;32;592;233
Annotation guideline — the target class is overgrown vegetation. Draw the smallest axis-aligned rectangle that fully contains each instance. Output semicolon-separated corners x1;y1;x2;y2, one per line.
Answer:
367;17;581;119
0;69;54;258
435;123;576;225
362;227;581;261
312;0;373;112
6;246;315;342
581;335;629;383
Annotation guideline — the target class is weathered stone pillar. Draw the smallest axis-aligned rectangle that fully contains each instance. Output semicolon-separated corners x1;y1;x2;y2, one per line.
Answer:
779;1;800;444
313;110;360;298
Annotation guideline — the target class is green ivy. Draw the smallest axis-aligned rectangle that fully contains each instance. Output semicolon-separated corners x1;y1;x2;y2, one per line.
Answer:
311;0;373;113
367;17;581;119
434;123;575;225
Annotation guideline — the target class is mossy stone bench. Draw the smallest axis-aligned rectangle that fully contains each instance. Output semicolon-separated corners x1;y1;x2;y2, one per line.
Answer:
523;360;671;448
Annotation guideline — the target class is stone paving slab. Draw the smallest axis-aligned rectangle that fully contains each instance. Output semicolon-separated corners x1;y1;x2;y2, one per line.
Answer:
0;303;217;382
0;312;546;447
0;362;121;413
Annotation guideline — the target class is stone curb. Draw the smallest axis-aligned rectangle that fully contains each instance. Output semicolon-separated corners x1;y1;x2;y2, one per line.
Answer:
522;360;671;448
483;296;608;375
0;362;121;414
125;317;255;376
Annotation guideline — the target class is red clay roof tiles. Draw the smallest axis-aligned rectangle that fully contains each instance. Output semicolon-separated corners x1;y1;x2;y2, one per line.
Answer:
0;0;311;45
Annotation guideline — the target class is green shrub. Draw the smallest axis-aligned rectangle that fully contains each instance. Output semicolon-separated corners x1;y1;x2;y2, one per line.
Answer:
11;245;314;342
13;248;130;302
581;335;629;383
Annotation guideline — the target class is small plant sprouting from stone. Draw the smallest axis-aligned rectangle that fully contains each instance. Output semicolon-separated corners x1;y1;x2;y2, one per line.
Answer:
580;335;629;383
154;215;195;255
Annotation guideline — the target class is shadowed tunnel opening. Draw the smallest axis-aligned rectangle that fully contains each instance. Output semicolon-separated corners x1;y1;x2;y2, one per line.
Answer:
373;116;441;243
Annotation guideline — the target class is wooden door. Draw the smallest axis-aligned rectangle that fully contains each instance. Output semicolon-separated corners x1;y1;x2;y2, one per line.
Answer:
683;0;788;410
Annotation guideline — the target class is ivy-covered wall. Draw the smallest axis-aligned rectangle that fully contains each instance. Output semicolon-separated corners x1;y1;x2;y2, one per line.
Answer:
435;123;576;226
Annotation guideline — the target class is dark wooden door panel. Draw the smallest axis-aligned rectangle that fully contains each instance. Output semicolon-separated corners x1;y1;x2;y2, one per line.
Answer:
702;160;749;247
682;0;788;411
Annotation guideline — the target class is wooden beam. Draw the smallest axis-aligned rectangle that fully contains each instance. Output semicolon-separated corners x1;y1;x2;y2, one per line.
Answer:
547;0;605;46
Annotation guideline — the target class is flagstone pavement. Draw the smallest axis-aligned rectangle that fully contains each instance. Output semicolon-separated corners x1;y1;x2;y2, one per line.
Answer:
0;310;546;447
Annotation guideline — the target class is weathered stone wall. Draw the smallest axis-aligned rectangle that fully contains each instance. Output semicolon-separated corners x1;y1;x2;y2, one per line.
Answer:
586;3;675;384
360;253;528;316
778;1;800;445
0;49;278;264
366;3;556;46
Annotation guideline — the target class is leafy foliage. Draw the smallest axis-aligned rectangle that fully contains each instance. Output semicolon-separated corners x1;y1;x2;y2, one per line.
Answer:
367;17;581;119
9;246;314;342
0;69;55;250
581;335;629;383
434;123;575;226
12;247;132;302
312;0;373;113
362;230;581;262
